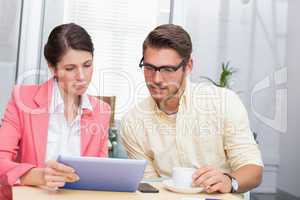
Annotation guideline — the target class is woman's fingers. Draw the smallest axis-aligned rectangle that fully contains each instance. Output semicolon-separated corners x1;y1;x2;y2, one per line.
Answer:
46;160;75;173
44;175;66;182
45;160;80;182
64;173;80;182
43;174;66;189
45;181;66;189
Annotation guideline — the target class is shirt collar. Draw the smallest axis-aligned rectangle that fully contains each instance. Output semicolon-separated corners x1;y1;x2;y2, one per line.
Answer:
80;91;93;111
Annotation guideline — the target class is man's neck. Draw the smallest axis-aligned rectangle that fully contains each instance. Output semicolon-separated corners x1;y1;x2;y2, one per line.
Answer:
158;97;180;115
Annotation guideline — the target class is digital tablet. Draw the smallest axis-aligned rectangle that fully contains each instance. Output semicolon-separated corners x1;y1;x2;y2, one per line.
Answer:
57;155;147;192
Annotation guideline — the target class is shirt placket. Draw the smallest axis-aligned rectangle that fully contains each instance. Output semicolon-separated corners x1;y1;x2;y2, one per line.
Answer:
176;96;188;166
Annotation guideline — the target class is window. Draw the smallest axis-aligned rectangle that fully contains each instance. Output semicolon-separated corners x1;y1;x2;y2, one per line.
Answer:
63;0;170;119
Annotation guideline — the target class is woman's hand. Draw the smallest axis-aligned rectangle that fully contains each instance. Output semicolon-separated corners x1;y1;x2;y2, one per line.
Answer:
20;160;79;190
43;160;79;189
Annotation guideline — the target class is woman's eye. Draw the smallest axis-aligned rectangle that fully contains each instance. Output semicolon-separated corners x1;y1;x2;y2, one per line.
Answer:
84;64;92;68
65;67;74;71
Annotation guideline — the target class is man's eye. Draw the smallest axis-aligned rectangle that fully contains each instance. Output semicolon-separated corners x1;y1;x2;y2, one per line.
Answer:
161;67;175;72
144;66;155;71
84;64;92;68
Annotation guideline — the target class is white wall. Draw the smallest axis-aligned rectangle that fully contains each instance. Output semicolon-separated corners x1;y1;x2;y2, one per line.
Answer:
173;0;288;193
277;0;300;197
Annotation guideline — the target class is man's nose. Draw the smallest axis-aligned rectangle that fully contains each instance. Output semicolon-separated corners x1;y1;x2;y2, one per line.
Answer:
153;70;162;84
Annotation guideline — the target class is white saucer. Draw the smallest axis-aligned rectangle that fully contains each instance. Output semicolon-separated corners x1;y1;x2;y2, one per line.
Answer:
162;179;204;194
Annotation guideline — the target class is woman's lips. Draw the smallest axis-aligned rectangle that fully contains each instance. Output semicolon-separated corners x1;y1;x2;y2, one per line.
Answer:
74;82;87;91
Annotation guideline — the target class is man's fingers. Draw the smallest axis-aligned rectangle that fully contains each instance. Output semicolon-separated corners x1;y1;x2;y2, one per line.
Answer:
192;165;214;180
201;175;222;188
192;169;218;187
206;182;223;193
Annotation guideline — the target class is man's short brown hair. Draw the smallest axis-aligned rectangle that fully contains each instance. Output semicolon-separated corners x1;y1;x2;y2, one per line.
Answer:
143;24;192;60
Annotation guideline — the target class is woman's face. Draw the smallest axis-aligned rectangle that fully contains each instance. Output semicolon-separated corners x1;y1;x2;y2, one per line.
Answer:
51;48;93;97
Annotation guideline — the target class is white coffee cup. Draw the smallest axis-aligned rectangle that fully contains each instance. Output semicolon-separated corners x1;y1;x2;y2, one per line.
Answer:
172;167;196;188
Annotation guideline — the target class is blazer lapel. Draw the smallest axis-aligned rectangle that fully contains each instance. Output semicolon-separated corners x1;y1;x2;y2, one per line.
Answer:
80;108;96;155
30;79;53;166
80;96;99;155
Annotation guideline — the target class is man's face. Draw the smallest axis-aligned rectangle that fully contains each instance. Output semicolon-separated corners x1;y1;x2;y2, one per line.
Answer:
143;47;192;104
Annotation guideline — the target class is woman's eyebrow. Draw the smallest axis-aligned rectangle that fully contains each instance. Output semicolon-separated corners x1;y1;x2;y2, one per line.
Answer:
63;63;76;68
83;60;93;64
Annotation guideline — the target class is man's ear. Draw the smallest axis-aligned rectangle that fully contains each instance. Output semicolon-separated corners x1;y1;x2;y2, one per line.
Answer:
185;57;193;75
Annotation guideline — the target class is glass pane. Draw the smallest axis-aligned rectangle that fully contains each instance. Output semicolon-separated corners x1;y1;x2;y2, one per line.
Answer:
0;0;22;117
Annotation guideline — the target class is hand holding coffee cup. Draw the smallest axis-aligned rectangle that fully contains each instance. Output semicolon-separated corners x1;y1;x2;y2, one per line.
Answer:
172;167;196;188
192;165;232;193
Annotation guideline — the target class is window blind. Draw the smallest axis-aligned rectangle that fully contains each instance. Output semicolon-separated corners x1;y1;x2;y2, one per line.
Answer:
64;0;170;119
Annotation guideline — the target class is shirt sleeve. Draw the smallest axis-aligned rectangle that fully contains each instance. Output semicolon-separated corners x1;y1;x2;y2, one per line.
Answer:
223;89;264;171
120;117;159;178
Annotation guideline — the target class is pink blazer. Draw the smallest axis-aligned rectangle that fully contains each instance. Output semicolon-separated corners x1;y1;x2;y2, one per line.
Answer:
0;79;110;189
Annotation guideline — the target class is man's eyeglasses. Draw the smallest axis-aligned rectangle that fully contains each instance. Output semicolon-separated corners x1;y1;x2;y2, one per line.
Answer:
139;57;187;75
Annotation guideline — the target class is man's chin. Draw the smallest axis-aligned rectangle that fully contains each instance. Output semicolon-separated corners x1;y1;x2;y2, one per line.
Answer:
150;93;165;103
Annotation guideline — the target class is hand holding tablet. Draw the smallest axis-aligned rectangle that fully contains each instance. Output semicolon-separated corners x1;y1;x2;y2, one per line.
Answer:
57;155;147;192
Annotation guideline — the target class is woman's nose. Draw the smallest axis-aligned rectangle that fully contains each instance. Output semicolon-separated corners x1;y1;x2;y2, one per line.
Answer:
77;68;85;80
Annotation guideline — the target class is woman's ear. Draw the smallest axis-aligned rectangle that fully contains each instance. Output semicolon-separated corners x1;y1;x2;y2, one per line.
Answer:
48;63;57;78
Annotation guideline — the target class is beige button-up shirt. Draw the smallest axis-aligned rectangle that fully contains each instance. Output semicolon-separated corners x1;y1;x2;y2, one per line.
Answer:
121;81;263;178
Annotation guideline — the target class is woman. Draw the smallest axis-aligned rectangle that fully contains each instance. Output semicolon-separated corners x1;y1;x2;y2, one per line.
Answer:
0;23;110;199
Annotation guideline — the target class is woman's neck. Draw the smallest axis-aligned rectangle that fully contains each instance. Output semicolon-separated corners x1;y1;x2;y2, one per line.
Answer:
57;86;81;123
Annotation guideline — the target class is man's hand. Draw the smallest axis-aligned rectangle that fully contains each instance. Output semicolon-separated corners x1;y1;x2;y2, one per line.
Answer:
20;160;79;190
192;165;232;193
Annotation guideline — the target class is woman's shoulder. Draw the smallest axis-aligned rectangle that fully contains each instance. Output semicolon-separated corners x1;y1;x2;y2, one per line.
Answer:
12;83;43;100
13;79;52;93
10;79;53;108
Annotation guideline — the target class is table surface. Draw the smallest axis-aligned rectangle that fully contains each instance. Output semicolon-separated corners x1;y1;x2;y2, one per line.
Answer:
13;183;244;200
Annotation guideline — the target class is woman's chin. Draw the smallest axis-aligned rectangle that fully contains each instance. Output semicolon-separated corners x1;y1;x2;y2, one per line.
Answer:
71;88;85;96
74;90;85;96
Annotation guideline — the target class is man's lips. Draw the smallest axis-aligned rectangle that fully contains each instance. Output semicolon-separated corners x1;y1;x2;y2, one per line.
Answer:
150;87;167;93
148;84;167;90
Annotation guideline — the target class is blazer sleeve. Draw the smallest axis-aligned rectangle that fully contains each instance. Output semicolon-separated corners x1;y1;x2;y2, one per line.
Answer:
0;87;35;186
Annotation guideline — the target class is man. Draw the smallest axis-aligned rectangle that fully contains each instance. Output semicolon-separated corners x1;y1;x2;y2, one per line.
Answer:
121;24;263;194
